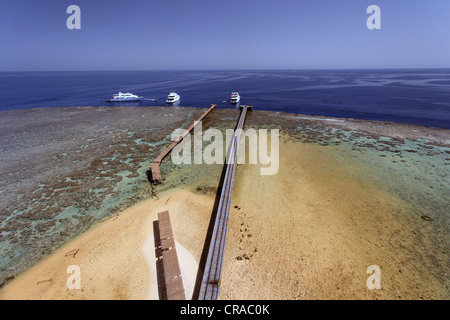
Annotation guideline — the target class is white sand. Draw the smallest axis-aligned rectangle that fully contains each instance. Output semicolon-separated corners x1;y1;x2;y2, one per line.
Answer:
0;189;214;300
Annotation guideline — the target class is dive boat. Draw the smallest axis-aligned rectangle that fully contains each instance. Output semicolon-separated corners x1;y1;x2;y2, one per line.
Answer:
166;92;180;104
106;92;142;102
230;92;240;104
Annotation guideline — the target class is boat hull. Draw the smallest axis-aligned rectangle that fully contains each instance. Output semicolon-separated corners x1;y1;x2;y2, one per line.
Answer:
230;92;240;104
166;96;180;103
106;96;143;102
107;98;142;102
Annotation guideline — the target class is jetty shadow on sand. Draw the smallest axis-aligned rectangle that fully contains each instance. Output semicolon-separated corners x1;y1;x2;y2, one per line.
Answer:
153;220;167;300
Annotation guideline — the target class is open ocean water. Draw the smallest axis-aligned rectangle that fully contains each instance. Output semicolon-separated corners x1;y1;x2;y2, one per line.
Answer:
0;69;449;129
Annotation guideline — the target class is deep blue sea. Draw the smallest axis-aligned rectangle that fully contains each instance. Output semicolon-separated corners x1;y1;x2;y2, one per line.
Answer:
1;69;449;129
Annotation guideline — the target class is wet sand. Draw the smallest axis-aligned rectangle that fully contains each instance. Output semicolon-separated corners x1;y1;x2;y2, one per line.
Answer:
0;106;449;299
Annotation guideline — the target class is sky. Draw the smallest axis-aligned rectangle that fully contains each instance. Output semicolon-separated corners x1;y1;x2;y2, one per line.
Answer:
0;0;449;71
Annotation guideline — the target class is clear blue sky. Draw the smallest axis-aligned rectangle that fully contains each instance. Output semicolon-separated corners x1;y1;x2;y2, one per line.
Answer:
1;0;449;71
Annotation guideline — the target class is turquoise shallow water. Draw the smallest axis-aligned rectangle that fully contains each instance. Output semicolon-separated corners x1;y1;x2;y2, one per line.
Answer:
291;122;450;225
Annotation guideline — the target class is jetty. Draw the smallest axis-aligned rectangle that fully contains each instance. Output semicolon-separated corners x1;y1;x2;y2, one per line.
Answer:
197;105;252;300
149;104;252;300
154;210;186;300
148;104;216;183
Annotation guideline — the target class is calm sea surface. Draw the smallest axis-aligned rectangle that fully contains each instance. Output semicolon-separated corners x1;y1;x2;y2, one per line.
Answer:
1;69;450;129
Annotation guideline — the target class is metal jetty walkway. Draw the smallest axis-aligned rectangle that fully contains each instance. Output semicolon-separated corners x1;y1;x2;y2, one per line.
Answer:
149;104;216;183
198;105;252;300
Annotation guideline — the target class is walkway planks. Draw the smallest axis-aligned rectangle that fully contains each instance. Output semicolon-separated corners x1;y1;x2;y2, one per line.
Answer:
156;210;185;300
197;105;252;300
149;104;216;184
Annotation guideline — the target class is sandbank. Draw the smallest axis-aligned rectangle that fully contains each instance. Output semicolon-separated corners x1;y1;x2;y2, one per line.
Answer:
0;106;448;299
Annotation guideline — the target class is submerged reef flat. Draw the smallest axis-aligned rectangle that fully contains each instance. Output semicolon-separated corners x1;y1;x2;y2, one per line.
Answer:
0;106;448;299
0;106;205;284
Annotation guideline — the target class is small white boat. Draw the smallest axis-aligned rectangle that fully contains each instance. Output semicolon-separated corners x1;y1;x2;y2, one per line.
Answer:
230;92;240;104
166;92;180;104
106;92;142;102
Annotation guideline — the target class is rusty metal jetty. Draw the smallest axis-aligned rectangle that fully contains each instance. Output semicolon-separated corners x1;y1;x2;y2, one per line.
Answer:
148;104;216;183
197;104;252;300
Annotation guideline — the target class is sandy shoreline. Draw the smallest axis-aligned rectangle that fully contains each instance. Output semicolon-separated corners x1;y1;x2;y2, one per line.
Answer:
0;187;214;299
0;106;449;299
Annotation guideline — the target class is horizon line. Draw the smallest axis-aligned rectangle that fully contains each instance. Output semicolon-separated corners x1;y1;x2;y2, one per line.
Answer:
2;67;450;72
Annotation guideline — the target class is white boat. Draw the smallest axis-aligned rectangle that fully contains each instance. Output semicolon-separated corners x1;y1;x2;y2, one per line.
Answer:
166;92;180;104
230;92;240;104
106;92;142;102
